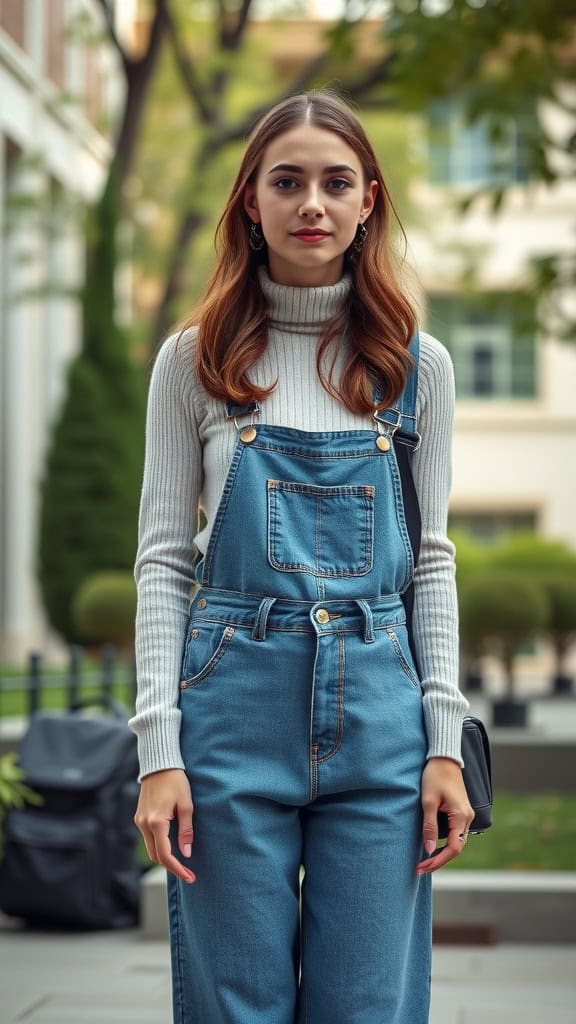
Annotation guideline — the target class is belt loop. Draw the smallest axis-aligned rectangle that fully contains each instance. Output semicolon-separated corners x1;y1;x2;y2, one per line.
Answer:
355;599;375;643
252;597;276;641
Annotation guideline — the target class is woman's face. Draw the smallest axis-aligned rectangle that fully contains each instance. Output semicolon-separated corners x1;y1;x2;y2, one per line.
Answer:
243;124;378;287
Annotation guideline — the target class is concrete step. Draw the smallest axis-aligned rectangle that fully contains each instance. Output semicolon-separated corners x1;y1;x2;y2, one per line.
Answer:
141;866;576;943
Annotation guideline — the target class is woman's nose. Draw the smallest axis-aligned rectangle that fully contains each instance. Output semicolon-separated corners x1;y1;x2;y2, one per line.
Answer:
299;187;325;217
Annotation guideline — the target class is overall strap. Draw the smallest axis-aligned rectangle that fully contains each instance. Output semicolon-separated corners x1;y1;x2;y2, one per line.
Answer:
372;331;420;449
225;399;261;419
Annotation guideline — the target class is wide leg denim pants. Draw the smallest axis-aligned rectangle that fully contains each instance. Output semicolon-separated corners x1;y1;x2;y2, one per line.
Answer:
168;406;433;1023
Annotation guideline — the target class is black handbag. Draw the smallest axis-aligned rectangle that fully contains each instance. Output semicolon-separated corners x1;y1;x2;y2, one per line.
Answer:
437;715;493;840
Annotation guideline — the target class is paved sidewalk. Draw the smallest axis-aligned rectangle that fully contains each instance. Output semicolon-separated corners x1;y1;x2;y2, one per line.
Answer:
1;915;574;1023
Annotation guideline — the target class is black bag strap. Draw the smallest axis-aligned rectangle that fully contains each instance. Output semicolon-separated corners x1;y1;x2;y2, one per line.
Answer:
384;331;422;677
395;435;422;677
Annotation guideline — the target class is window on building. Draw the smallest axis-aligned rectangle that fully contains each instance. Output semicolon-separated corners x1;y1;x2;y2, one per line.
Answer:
0;0;25;48
427;97;533;187
449;510;538;545
427;294;537;400
45;0;65;88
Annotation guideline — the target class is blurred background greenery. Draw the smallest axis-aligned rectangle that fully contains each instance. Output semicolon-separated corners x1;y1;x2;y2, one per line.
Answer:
1;1;575;874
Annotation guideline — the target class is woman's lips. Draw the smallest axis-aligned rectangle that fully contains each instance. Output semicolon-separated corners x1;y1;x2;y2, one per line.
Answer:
292;232;331;243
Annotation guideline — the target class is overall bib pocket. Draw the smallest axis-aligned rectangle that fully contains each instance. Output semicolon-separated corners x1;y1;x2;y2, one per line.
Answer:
180;620;236;689
267;479;375;577
385;626;423;693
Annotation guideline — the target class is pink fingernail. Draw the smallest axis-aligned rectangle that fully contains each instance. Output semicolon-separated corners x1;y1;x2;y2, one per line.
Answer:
184;844;192;857
425;840;436;854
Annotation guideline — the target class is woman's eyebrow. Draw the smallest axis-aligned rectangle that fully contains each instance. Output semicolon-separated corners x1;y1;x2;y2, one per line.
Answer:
267;163;357;175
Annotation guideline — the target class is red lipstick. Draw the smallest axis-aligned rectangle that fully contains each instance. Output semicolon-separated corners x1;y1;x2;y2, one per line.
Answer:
292;228;330;243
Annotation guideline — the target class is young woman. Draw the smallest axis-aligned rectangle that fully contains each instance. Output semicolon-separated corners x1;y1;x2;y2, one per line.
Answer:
131;90;473;1024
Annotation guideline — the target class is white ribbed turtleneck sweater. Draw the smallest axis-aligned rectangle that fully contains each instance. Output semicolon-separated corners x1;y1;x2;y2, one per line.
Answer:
129;266;469;781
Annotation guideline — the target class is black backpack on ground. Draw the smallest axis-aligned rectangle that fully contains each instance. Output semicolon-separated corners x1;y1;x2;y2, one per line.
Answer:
0;697;141;929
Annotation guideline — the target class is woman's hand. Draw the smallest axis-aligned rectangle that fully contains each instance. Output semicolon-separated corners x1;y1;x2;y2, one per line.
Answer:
416;757;475;875
134;768;197;884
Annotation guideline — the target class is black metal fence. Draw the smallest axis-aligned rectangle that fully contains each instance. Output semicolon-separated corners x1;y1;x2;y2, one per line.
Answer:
0;645;137;721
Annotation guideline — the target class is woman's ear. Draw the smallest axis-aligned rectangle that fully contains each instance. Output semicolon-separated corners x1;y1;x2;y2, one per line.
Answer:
243;184;259;224
360;180;378;223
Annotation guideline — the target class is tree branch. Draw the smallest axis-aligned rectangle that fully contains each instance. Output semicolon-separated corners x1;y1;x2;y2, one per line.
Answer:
95;0;130;72
205;46;342;154
221;0;254;51
337;51;398;102
164;6;214;125
145;0;170;69
113;0;171;188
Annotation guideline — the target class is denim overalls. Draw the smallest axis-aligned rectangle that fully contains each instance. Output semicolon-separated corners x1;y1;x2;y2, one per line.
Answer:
168;333;432;1023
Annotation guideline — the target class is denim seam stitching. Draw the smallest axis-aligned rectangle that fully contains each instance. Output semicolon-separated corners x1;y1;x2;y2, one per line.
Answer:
189;615;407;633
249;443;385;459
170;878;185;1024
315;631;346;763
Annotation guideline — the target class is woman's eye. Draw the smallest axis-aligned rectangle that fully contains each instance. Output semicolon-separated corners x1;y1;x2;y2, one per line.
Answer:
273;177;298;189
328;178;352;190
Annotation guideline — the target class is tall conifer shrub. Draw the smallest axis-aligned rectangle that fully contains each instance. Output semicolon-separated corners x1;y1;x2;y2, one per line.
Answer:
38;166;145;641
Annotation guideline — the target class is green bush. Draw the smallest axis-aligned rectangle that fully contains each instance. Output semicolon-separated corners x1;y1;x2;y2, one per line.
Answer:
449;528;489;593
459;570;550;697
488;531;576;577
72;571;137;653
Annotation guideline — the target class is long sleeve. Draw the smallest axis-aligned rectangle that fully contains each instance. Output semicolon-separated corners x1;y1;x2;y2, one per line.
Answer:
128;334;203;782
410;335;470;767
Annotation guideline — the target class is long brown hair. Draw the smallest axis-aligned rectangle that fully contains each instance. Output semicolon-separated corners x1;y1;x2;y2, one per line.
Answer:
177;89;417;414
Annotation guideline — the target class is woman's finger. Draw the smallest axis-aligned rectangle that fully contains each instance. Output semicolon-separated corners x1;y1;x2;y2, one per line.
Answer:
151;817;197;884
416;819;472;874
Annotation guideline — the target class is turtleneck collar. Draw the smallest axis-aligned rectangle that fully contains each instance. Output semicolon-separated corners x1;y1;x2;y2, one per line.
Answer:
257;264;352;333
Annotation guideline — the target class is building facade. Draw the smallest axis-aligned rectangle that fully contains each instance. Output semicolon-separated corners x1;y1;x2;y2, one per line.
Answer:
410;93;576;686
0;0;125;663
411;95;576;553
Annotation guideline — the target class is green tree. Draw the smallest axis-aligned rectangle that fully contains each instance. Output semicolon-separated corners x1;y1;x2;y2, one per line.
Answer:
137;1;575;346
539;574;576;690
459;570;550;699
488;531;576;577
36;1;173;640
38;170;145;640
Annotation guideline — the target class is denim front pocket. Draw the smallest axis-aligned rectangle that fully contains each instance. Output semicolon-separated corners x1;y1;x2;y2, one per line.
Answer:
386;626;422;693
267;478;374;577
180;620;236;689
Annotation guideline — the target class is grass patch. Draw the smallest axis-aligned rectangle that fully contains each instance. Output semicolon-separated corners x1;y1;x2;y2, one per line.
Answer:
135;792;576;875
443;791;576;871
0;662;136;718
